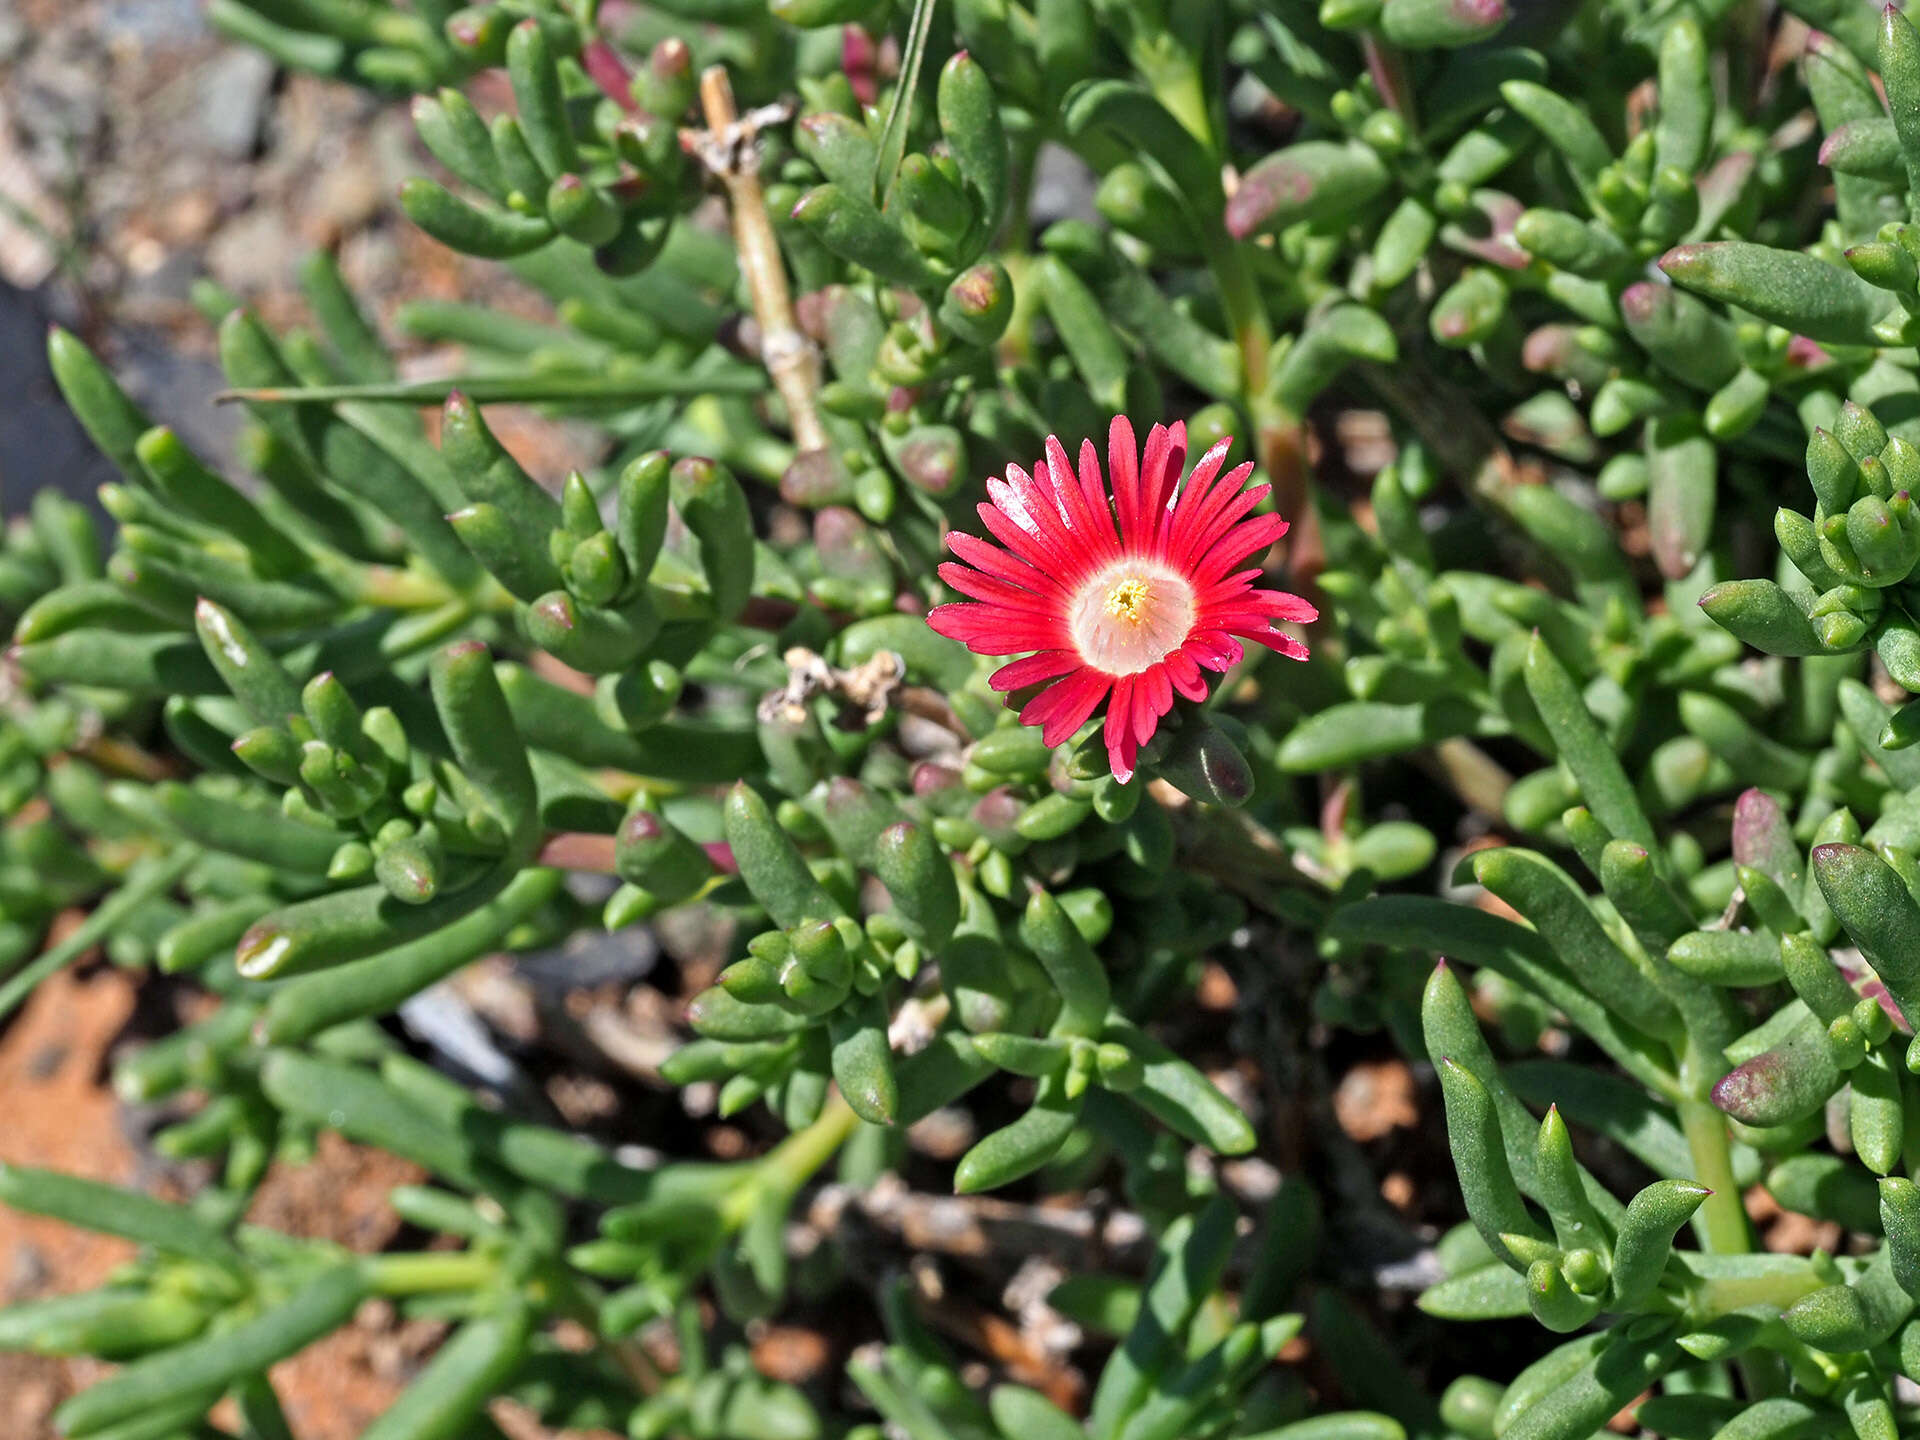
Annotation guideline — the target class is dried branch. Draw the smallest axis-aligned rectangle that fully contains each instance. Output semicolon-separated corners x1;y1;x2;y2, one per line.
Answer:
692;67;828;456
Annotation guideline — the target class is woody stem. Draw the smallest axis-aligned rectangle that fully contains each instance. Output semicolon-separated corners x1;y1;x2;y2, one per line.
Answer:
698;66;827;456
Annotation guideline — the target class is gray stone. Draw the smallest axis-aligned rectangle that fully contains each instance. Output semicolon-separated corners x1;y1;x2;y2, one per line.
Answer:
110;323;242;475
0;4;26;65
99;0;205;46
197;47;276;159
206;204;297;294
0;279;116;522
515;925;659;996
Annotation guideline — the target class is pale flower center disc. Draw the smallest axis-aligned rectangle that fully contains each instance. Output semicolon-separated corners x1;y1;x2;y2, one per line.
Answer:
1068;562;1196;675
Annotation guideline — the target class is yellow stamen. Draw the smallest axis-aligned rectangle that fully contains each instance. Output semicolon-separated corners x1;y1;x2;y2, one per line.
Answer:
1105;576;1153;625
1070;561;1195;675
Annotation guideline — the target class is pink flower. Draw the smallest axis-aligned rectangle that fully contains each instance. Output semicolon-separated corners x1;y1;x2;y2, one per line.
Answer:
928;417;1316;783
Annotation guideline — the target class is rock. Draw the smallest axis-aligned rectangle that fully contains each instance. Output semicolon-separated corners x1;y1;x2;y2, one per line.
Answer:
196;47;275;159
515;925;659;994
307;154;384;242
0;279;117;517
100;0;205;46
107;324;243;476
206;203;297;293
0;8;26;65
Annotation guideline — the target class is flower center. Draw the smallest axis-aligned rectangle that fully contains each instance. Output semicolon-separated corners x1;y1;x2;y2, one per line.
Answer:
1069;562;1195;675
1105;576;1153;623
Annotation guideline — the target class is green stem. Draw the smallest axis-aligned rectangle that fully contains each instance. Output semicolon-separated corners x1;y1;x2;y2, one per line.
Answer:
723;1093;859;1230
216;370;765;407
1358;35;1417;129
998;252;1045;366
1677;1037;1787;1397
1195;204;1300;531
1150;66;1212;150
543;1265;664;1395
1417;737;1514;819
366;1250;500;1295
1003;126;1040;260
764;1092;860;1188
1677;1096;1748;1255
1677;1031;1749;1254
343;564;464;611
0;847;199;1022
1690;1265;1826;1319
669;397;794;484
1201;225;1272;405
1134;43;1270;408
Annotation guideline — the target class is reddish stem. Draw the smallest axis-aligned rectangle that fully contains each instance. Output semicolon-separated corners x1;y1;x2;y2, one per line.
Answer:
534;832;737;878
536;833;618;872
582;40;639;112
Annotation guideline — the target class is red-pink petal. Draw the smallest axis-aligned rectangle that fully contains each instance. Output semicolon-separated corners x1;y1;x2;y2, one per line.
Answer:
1165;648;1209;700
1137;425;1177;543
1105;714;1140;783
1034;668;1110;746
949;530;1062;593
1186;509;1287;579
1001;463;1080;554
1147;422;1189;520
1079;443;1121;550
1109;425;1145;539
1169;467;1263;569
1178;438;1235;509
1067;437;1121;554
991;650;1083;691
1185;630;1244;670
977;496;1062;571
929;604;1068;653
1045;434;1118;560
1241;627;1311;661
989;468;1101;585
1018;676;1076;728
937;562;1059;612
1105;675;1136;773
1254;589;1319;623
1136;665;1171;743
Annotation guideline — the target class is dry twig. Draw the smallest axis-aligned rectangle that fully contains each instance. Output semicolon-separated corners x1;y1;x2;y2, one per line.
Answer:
691;67;827;456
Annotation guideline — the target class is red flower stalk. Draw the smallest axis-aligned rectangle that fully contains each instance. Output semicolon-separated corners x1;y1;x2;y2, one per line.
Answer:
580;40;638;112
928;417;1316;783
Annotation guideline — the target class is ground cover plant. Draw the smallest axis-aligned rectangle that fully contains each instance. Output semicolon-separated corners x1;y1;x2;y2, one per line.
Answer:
17;0;1920;1434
